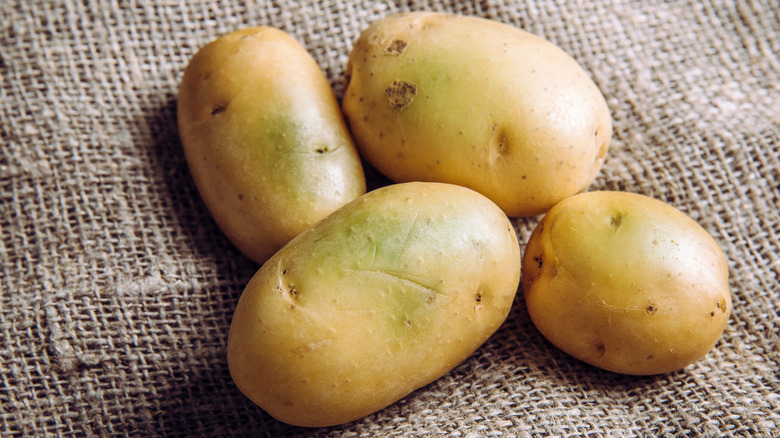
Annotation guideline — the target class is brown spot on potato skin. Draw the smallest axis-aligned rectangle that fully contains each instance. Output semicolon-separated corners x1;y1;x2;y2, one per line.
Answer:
594;341;606;357
385;39;407;54
211;104;227;116
385;80;417;110
533;254;543;269
610;213;624;228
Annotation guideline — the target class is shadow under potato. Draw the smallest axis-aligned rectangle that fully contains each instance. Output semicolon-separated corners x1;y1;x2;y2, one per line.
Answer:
141;93;281;436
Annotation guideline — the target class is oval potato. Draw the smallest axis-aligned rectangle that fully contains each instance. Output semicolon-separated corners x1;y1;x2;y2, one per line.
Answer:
522;191;732;375
227;182;521;427
343;12;612;217
178;27;365;264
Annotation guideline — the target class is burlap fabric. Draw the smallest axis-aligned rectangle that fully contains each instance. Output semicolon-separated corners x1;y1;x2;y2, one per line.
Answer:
2;0;778;436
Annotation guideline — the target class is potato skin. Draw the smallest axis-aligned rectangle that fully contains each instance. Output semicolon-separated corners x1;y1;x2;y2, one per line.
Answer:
342;12;612;217
178;27;365;264
227;182;521;427
522;191;732;375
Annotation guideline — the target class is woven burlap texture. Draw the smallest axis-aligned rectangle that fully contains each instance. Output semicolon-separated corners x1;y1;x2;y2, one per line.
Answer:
2;0;778;436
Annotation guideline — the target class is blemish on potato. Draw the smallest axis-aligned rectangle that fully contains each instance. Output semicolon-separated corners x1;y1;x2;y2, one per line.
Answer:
211;104;227;116
291;339;333;356
645;304;658;315
384;80;417;110
488;124;510;158
610;213;624;228
385;39;407;55
533;254;543;269
238;193;244;201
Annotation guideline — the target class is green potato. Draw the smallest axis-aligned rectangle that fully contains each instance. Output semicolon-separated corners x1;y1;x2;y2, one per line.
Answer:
522;191;732;375
178;27;366;264
227;182;521;427
342;12;612;217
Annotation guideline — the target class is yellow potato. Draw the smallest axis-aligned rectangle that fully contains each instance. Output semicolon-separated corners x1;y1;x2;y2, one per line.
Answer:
342;12;612;217
227;182;521;427
522;191;732;375
178;27;365;264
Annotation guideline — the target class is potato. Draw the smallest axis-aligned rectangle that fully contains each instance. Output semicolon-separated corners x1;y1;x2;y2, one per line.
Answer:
342;12;612;217
178;27;365;264
522;191;732;375
227;182;521;427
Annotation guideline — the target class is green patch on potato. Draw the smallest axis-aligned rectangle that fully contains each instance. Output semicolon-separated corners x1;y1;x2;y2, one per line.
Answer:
227;182;521;427
522;191;732;375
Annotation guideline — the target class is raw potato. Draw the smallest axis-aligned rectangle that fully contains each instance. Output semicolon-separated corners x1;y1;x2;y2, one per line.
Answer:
227;182;521;427
342;12;612;217
178;27;365;264
522;191;732;375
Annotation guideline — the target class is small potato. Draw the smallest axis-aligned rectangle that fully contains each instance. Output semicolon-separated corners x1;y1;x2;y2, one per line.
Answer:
343;12;612;217
522;191;732;375
178;27;365;264
227;182;521;427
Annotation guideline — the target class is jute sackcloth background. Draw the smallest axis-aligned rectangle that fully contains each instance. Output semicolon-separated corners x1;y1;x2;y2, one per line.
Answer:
1;0;778;436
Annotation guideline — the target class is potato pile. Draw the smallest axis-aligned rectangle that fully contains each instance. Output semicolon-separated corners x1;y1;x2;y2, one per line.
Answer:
177;12;731;428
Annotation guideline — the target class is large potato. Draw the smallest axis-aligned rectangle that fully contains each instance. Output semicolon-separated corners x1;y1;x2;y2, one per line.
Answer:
522;191;732;375
342;12;612;217
227;182;521;427
178;27;365;264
